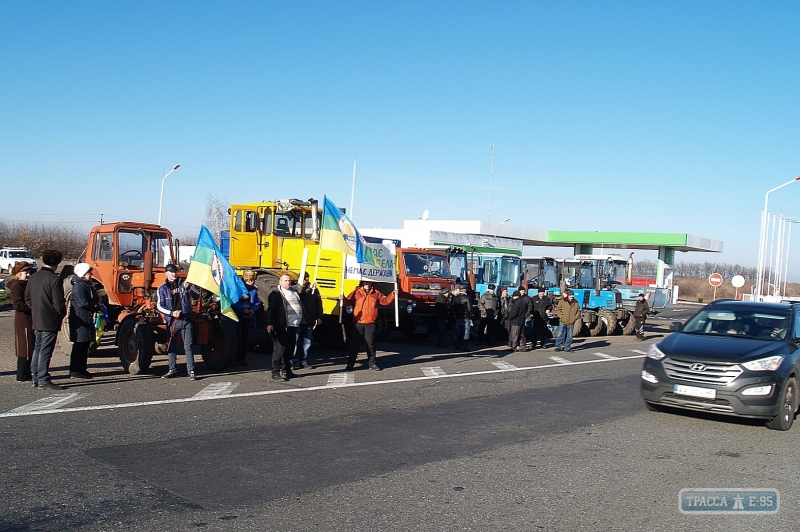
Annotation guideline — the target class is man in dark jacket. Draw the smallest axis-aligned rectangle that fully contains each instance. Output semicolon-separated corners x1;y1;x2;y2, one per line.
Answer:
531;288;553;349
634;293;650;340
508;290;529;351
450;284;472;351
157;263;196;379
293;272;323;369
232;270;261;367
267;274;305;380
68;262;101;379
25;249;67;390
434;288;451;347
517;285;533;350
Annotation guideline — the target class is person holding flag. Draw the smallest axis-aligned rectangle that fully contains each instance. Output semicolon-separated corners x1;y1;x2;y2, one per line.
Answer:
157;263;197;379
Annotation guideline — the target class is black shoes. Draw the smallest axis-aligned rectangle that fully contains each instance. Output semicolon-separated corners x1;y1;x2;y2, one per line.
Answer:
70;371;93;379
189;371;196;380
369;364;381;371
161;370;178;379
271;372;287;381
39;381;66;391
284;370;299;379
345;365;355;372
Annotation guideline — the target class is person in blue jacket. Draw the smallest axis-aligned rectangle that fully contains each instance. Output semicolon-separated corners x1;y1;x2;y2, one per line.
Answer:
156;264;196;379
232;270;261;366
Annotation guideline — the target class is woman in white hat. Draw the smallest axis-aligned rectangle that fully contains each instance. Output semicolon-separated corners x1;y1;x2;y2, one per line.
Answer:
68;263;101;378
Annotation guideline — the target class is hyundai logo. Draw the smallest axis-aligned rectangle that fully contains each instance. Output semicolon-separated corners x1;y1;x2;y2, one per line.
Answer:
690;363;707;372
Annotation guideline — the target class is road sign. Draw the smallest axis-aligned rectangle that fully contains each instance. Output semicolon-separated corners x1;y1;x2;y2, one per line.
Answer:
731;275;745;288
709;273;723;287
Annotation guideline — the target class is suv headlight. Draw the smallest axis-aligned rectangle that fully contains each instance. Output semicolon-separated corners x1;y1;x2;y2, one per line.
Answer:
742;355;784;372
646;344;665;360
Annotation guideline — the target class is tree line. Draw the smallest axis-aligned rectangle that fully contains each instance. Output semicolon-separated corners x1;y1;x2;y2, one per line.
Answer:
633;259;757;281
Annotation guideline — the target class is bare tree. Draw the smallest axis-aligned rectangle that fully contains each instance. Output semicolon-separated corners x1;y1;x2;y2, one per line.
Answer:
203;195;228;243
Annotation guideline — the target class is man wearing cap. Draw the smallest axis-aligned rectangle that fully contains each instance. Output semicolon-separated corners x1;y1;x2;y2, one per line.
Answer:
434;287;452;347
340;280;397;371
507;289;530;351
477;284;499;345
554;289;581;352
633;293;650;341
157;263;197;379
68;263;101;378
25;249;67;390
531;287;553;349
450;284;473;351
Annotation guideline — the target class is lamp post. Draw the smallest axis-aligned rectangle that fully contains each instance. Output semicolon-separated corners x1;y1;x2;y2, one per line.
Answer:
756;176;800;299
157;164;181;226
782;218;798;297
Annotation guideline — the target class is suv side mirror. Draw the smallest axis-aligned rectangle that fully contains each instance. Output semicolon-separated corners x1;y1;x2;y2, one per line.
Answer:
669;321;682;332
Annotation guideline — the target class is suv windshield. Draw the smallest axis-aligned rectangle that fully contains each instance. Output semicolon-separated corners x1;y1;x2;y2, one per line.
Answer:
682;307;790;341
9;251;32;258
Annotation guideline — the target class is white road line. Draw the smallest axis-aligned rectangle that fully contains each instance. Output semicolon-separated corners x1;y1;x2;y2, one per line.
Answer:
327;373;355;387
629;349;648;355
0;355;646;419
549;356;573;364
192;382;239;399
593;352;619;360
9;393;86;414
422;367;447;377
491;361;518;370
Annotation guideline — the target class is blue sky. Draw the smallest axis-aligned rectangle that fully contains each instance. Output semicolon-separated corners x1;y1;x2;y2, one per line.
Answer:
2;1;799;272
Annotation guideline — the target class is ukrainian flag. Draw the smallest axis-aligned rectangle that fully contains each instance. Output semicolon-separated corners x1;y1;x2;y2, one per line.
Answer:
186;225;248;321
320;196;379;267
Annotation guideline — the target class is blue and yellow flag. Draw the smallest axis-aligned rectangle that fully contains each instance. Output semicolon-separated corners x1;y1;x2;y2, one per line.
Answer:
320;196;380;267
186;225;248;321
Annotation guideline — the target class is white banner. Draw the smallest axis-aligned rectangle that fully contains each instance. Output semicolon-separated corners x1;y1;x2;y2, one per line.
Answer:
344;240;396;282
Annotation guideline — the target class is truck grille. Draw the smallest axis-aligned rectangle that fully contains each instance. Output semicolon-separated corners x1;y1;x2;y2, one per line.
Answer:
663;358;742;385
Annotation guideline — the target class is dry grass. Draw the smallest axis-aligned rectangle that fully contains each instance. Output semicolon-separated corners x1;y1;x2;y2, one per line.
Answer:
676;276;800;303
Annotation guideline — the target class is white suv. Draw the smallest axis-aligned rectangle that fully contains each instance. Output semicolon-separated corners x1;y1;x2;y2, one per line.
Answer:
0;247;38;274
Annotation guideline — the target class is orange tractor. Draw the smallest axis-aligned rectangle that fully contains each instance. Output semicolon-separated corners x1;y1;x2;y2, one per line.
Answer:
59;222;236;374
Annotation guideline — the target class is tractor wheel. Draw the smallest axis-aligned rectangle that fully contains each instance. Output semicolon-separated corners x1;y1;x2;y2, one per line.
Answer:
589;317;605;337
599;310;618;336
117;318;155;375
622;317;636;335
255;271;281;297
572;319;584;338
134;323;155;373
375;316;392;342
201;317;237;371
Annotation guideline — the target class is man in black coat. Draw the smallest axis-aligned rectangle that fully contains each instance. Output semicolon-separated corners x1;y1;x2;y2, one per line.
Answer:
24;249;67;390
531;288;553;349
634;293;650;340
266;274;305;381
450;284;473;350
508;290;530;352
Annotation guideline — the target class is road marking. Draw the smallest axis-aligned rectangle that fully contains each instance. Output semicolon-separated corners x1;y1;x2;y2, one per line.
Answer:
593;352;619;360
0;355;646;419
327;373;355;387
192;382;239;399
629;349;648;355
9;393;86;414
549;356;572;364
491;361;518;370
422;367;447;377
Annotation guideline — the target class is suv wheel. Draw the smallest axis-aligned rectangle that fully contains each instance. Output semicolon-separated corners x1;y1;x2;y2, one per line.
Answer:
766;377;798;431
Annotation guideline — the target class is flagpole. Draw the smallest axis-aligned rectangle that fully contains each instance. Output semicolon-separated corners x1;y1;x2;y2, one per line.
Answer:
392;243;399;328
312;246;322;285
339;252;347;324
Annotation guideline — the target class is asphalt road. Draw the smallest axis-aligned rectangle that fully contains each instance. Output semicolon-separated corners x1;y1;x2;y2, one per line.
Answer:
1;306;799;531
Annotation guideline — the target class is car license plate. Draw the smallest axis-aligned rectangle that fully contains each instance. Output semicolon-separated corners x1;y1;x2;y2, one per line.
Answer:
674;384;716;399
415;325;428;333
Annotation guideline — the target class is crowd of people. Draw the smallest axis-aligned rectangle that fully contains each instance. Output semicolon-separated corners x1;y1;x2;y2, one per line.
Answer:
8;255;650;386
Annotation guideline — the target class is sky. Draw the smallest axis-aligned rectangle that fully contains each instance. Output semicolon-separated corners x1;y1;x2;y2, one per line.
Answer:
1;1;799;274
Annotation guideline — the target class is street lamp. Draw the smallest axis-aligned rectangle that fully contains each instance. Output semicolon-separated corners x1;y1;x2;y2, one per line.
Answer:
756;175;800;298
500;218;511;225
157;164;181;226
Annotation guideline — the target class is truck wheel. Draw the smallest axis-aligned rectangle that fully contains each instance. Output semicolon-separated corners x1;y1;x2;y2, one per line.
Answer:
589;318;605;337
766;377;798;431
622;317;636;335
134;323;155;373
599;310;618;335
201;317;237;371
255;271;281;296
375;317;392;342
572;319;584;338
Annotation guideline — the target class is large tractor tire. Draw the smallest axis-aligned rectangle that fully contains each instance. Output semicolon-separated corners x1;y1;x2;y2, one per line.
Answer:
118;318;154;374
255;271;282;297
599;310;618;336
589;317;605;337
622;317;636;335
201;317;237;371
572;319;584;338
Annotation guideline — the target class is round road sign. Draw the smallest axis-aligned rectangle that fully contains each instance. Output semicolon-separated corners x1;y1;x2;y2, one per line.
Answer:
709;273;724;287
731;275;745;288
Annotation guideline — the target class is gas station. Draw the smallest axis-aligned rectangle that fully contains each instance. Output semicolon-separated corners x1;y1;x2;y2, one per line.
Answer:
362;219;723;289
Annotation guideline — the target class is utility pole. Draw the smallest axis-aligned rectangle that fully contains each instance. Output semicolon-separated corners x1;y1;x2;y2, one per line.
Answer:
488;144;495;222
349;154;357;219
